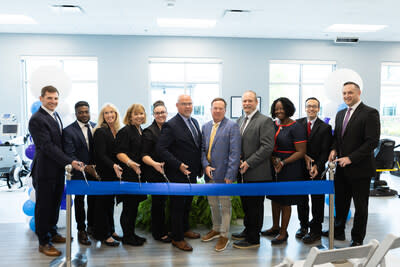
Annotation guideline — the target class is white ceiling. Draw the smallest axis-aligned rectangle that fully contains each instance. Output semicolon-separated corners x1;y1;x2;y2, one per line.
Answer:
0;0;399;42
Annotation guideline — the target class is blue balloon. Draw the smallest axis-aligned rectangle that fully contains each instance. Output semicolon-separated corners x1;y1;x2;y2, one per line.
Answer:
28;187;33;196
323;117;331;124
29;217;35;232
23;200;35;216
30;101;41;114
337;103;347;112
25;144;35;160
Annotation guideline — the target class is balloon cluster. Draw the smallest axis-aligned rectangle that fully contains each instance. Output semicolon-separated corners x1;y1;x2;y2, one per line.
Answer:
23;177;36;231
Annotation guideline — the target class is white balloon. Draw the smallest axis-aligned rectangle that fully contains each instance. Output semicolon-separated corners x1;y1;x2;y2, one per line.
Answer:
30;65;72;98
29;188;36;203
26;176;33;188
57;102;74;126
57;209;66;229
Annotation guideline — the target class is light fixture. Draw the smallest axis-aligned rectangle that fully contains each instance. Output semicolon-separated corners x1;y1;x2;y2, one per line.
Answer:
50;5;85;14
325;24;387;33
0;14;37;24
157;18;216;28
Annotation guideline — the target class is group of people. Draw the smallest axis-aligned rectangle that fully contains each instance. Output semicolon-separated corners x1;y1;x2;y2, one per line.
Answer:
28;81;380;257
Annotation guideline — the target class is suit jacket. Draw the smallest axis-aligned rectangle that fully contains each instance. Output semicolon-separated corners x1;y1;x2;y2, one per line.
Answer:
28;107;72;184
332;102;380;178
201;117;241;183
63;120;96;180
297;117;332;177
237;111;275;182
93;126;117;181
157;114;202;182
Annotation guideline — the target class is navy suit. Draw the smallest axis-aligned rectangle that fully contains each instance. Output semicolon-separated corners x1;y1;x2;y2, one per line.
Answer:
63;120;96;232
29;107;73;246
157;114;202;241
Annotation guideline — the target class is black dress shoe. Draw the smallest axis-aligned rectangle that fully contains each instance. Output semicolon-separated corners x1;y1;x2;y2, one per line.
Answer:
155;235;172;243
295;227;308;239
350;240;363;247
112;233;123;241
232;231;247;240
122;236;144;246
321;230;345;241
302;232;321;244
261;227;280;237
103;238;120;247
133;233;146;243
271;232;289;245
232;240;260;249
78;230;91;245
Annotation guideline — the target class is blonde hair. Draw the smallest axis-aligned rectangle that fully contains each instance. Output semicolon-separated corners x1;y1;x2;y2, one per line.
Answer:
94;103;121;133
123;104;146;125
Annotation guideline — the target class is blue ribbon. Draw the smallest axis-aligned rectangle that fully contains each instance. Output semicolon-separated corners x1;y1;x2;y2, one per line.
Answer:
66;180;334;196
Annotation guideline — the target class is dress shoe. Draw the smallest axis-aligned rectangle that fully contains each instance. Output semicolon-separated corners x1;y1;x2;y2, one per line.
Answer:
155;235;172;243
52;234;67;243
122;236;144;246
78;230;91;245
302;232;321;244
261;227;280;237
172;240;193;251
295;227;308;239
350;240;363;247
231;231;247;240
134;233;147;243
112;233;123;241
103;238;120;247
215;236;229;252
233;240;260;249
321;230;345;241
184;231;200;239
39;244;62;257
202;230;220;242
271;232;289;245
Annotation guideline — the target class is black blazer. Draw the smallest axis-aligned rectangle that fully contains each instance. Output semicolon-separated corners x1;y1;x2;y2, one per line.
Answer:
297;117;332;178
141;120;165;183
114;124;142;182
28;107;72;184
63;120;96;180
157;114;202;182
332;102;380;178
93;126;118;181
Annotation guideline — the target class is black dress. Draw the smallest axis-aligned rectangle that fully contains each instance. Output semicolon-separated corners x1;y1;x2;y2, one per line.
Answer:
115;124;147;241
141;120;169;240
93;126;118;241
268;120;307;206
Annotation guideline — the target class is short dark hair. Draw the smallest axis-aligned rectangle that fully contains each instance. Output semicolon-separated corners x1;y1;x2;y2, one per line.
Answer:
305;97;320;108
211;97;227;108
41;85;59;97
75;101;90;111
153;100;165;110
343;81;360;90
270;97;296;119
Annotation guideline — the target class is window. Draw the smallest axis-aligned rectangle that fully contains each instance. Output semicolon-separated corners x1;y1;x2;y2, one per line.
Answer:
149;58;222;126
21;56;98;133
269;60;336;118
380;63;400;136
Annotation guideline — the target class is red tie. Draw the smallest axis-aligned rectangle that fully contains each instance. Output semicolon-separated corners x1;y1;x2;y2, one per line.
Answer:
307;121;312;137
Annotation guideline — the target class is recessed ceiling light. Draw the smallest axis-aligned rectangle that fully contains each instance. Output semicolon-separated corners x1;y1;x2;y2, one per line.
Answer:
51;5;85;14
0;14;37;24
157;18;216;28
325;24;387;33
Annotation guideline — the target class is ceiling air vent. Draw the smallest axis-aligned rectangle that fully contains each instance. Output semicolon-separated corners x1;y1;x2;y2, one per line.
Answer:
334;37;359;44
223;9;251;19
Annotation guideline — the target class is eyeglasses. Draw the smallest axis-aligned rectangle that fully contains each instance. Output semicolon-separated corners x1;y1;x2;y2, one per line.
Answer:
154;111;167;116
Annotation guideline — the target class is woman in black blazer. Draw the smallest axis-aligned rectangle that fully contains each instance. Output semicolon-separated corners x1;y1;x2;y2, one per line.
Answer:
93;103;123;246
141;100;171;243
115;104;147;246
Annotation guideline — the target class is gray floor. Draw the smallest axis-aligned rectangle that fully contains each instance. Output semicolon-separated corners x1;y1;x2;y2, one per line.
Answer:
1;172;400;266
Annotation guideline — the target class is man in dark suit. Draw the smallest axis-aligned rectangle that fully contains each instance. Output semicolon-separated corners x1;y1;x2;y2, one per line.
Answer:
157;94;202;251
296;97;332;244
322;81;380;247
29;86;83;256
63;101;97;245
232;90;275;249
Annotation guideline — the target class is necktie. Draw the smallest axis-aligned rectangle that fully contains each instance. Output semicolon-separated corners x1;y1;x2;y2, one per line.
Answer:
341;107;352;137
53;112;61;132
307;121;312;137
85;124;93;152
207;123;219;162
240;116;248;136
187;118;199;146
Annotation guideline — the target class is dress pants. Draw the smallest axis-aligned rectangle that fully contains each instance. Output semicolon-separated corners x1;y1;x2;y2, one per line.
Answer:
170;195;193;241
151;195;168;240
33;178;64;245
240;195;264;244
74;194;95;231
334;169;371;243
93;195;115;240
297;194;324;233
208;195;231;237
120;195;141;238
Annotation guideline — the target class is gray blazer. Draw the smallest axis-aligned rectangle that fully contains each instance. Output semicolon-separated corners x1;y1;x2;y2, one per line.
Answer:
237;111;275;182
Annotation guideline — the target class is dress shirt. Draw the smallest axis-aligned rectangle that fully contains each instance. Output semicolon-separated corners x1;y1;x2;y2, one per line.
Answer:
241;108;258;133
344;100;361;126
77;120;93;149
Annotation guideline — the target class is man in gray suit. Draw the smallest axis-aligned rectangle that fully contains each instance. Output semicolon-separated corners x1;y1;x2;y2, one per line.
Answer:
232;90;275;249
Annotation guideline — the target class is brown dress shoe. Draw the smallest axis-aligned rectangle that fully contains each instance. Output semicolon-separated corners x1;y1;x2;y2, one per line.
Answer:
39;244;62;257
215;236;229;252
52;234;67;243
201;230;220;242
184;231;200;239
172;240;193;251
78;230;91;245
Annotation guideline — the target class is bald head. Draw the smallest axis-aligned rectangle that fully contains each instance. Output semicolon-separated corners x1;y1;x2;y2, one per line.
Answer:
176;94;193;118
